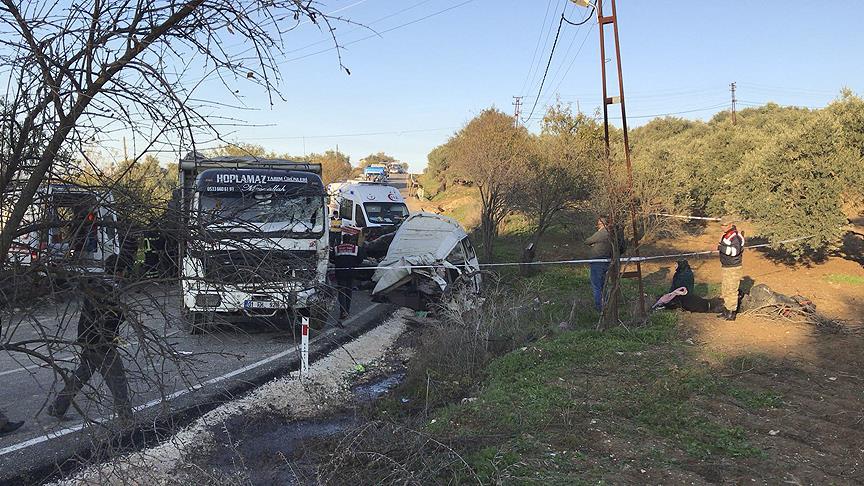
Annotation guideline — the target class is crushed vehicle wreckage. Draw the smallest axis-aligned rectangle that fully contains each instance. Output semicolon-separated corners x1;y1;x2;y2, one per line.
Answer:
370;212;482;311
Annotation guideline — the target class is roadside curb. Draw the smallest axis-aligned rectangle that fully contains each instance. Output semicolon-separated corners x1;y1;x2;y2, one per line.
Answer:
0;303;395;486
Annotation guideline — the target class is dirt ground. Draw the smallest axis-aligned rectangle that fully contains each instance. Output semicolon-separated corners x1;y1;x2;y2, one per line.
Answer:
632;222;864;484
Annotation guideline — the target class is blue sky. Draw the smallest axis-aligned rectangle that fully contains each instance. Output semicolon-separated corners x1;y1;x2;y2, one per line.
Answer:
182;0;864;172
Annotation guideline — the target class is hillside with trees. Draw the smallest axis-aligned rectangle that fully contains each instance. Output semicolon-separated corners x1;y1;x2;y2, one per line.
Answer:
422;91;864;260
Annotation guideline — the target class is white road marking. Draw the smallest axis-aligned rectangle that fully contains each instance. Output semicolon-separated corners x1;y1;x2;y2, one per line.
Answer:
0;330;182;376
0;356;75;378
0;303;381;458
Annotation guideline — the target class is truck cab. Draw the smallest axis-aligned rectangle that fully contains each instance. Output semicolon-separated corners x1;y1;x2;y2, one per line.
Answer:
178;153;329;332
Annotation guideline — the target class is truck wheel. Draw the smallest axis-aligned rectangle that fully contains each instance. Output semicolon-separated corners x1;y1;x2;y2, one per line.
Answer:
182;309;210;335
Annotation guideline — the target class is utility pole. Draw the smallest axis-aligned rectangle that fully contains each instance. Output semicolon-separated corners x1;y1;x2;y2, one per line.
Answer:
122;136;128;161
595;0;646;323
512;96;523;126
730;81;737;125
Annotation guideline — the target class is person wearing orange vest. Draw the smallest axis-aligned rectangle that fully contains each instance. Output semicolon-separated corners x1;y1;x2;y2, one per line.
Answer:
717;223;745;321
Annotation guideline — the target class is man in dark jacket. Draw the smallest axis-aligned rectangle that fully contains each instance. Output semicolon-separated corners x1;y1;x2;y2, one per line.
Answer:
331;226;366;322
584;217;612;311
47;255;133;422
717;223;745;321
0;410;23;435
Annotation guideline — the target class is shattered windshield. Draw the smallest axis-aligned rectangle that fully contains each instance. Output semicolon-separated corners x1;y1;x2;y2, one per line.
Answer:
198;193;325;235
363;202;409;225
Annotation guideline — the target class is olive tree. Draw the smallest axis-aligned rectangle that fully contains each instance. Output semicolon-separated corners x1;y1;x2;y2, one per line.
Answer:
450;108;530;261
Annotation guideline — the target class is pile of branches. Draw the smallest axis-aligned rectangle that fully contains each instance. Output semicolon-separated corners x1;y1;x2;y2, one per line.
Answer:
742;294;857;335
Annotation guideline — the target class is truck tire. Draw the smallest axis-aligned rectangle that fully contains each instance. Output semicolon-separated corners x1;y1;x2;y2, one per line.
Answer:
182;309;210;335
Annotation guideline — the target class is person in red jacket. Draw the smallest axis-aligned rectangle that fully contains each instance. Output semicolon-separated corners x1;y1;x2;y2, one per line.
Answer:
717;223;745;321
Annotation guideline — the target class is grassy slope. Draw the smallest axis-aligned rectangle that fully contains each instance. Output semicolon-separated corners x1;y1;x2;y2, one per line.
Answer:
377;185;783;483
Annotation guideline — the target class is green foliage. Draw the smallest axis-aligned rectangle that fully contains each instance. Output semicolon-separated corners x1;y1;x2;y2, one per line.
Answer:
359;151;398;168
450;108;532;261
207;142;282;158
79;155;178;226
422;143;454;194
631;92;864;256
732;111;853;254
825;273;864;285
308;149;351;186
513;104;603;252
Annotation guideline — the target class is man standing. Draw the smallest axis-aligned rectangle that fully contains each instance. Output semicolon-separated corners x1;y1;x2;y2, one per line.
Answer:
585;217;612;311
0;410;23;436
332;226;365;323
47;255;133;422
717;223;745;321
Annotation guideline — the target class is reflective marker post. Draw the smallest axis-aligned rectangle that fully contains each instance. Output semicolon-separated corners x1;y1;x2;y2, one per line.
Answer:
301;316;310;376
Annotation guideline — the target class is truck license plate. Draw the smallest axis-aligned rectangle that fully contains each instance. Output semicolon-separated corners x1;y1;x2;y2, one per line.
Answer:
244;300;279;309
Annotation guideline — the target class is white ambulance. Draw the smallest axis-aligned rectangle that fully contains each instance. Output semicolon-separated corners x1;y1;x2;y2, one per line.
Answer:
331;181;409;240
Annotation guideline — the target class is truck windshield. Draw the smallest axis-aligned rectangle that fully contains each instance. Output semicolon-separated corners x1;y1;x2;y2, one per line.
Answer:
363;202;409;225
199;193;325;235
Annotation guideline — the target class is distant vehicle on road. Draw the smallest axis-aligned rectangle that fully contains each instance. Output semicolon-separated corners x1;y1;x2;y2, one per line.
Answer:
177;152;329;333
330;181;409;241
363;165;387;182
2;184;120;272
387;163;405;175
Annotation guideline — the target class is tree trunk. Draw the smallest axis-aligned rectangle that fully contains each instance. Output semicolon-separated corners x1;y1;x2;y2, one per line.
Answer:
519;231;541;276
600;226;621;329
481;211;495;262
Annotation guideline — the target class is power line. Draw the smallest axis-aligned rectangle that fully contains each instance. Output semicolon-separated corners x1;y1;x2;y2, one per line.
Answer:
526;102;731;122
542;22;596;109
280;0;477;65
518;0;555;97
285;0;435;55
523;7;595;123
522;14;567;123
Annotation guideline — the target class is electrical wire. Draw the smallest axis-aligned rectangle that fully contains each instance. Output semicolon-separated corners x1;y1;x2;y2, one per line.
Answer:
285;0;435;54
280;0;477;65
518;0;556;97
523;6;595;123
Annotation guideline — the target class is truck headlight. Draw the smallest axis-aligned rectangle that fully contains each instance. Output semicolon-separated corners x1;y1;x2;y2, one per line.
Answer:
195;293;221;307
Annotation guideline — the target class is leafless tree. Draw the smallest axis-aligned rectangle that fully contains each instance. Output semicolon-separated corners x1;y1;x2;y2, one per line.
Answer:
0;1;357;480
0;0;347;261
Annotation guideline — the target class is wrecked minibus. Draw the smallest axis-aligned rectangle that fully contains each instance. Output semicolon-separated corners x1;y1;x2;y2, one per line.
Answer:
2;184;120;272
371;212;481;311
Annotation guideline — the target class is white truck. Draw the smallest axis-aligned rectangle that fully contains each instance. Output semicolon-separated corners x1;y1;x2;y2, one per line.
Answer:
177;153;330;333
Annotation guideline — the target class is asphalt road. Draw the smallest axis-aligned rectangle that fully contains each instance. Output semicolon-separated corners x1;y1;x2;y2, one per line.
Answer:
0;175;413;484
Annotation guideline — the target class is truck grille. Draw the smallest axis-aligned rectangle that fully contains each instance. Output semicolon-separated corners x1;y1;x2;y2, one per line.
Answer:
202;249;318;286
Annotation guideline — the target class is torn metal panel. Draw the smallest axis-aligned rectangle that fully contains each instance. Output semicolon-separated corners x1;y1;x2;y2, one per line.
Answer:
371;213;481;311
